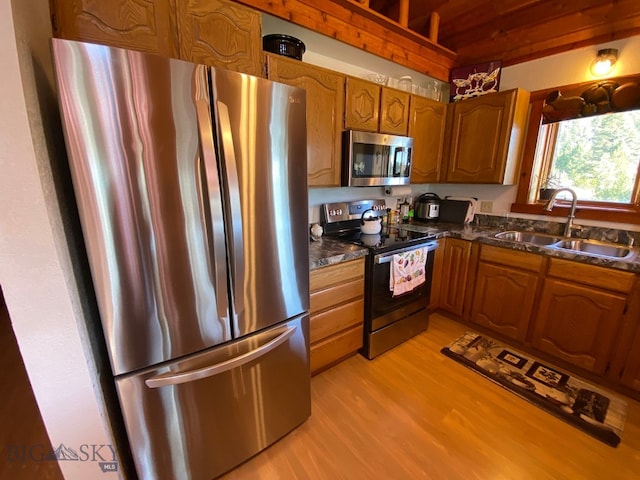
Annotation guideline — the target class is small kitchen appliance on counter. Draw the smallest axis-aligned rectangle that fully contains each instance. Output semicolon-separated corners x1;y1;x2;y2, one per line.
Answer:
414;193;440;221
321;200;438;359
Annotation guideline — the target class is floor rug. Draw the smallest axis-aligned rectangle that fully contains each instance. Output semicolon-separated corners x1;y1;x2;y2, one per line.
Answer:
441;331;628;447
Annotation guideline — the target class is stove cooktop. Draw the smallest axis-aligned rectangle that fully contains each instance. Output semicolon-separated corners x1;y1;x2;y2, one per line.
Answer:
330;226;436;253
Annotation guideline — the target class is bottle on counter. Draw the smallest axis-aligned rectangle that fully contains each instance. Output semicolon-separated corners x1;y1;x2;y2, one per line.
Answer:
400;197;410;223
408;197;414;223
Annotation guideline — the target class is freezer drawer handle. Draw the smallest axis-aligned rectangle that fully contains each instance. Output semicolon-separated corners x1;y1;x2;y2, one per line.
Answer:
144;326;296;388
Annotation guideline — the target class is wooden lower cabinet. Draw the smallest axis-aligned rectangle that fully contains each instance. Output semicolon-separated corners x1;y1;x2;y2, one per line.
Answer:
530;259;634;375
436;238;472;317
470;245;542;342
309;258;365;375
621;325;640;391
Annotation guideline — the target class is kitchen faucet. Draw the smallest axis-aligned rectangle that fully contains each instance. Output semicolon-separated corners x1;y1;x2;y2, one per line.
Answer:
543;188;578;237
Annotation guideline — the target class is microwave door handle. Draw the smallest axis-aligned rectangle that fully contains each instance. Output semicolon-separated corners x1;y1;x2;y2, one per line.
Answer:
144;326;296;388
216;100;245;328
393;147;403;176
195;97;230;326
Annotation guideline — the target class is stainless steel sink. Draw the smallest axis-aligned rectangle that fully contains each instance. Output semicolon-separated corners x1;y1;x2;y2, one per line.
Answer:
550;239;633;259
493;230;635;260
493;230;563;246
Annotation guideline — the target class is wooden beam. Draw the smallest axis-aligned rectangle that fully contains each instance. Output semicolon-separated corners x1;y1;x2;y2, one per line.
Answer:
429;11;440;43
233;0;456;81
399;0;410;28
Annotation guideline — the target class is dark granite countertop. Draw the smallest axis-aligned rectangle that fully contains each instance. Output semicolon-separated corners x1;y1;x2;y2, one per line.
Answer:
309;236;369;270
310;221;640;273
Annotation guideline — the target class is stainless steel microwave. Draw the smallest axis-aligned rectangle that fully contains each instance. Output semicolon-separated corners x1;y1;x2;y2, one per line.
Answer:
341;130;413;187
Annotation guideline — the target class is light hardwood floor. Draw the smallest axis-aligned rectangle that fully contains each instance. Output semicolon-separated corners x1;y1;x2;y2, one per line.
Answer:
0;294;63;480
222;312;640;480
4;305;639;479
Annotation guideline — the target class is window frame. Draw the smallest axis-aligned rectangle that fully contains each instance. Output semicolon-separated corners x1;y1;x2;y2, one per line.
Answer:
512;74;640;225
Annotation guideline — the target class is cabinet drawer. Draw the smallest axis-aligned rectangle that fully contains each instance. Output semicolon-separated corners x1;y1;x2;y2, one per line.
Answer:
310;324;363;374
310;299;364;343
480;244;543;272
310;258;364;292
548;258;635;293
310;278;364;314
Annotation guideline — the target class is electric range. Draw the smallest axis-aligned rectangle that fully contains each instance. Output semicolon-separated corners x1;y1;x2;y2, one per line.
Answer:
321;199;439;359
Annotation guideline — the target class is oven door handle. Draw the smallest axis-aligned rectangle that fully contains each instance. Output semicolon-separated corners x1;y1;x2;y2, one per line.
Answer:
374;241;438;264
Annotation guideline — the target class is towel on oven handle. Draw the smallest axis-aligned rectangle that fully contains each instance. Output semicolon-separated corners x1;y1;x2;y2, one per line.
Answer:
389;246;428;297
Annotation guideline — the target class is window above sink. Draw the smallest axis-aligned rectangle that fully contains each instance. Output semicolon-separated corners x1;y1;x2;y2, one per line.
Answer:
511;72;640;226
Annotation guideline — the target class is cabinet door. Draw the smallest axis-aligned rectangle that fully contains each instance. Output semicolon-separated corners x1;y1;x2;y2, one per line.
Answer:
445;88;529;184
409;96;447;183
344;77;380;132
470;262;539;342
621;325;640;391
438;238;471;317
379;87;410;135
51;0;178;57
176;0;263;76
531;278;626;375
309;259;365;374
267;54;345;187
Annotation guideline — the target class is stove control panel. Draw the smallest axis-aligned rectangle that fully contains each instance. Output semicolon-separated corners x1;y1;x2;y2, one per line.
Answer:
321;199;388;224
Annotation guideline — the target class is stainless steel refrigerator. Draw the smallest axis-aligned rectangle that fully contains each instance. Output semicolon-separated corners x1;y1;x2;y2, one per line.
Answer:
51;39;310;480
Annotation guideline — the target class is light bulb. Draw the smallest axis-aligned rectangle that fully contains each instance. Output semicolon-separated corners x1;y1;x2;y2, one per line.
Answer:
590;49;618;77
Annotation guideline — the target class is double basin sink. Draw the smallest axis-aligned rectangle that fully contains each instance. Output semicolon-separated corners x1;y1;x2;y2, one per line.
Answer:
493;230;634;259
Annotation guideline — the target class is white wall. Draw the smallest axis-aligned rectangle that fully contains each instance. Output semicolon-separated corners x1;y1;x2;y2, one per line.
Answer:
501;37;640;92
262;14;447;96
266;13;640;231
0;0;122;478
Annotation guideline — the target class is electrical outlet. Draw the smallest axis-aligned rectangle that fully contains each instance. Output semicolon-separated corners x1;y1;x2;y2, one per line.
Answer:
480;201;493;213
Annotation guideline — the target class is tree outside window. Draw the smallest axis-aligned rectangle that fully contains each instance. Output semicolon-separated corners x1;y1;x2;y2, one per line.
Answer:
542;110;640;204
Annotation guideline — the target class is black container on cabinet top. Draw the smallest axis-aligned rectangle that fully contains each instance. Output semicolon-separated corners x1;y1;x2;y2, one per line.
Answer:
263;34;306;61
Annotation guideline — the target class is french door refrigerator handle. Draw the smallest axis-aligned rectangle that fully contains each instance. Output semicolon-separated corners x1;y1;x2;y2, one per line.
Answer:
195;97;230;325
144;326;296;388
216;100;245;326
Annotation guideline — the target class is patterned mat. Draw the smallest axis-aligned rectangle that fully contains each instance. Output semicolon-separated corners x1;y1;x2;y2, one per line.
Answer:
441;331;627;447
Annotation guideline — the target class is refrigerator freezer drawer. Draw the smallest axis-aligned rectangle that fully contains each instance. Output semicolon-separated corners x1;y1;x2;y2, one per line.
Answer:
115;315;310;480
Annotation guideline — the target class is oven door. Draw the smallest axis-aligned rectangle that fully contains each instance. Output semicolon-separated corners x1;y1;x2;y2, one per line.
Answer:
368;242;437;332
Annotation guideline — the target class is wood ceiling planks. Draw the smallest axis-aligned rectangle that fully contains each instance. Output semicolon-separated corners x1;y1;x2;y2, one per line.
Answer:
236;0;640;77
366;0;640;66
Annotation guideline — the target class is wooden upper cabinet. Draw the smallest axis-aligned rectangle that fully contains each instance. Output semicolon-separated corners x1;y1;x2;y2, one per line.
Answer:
344;77;381;132
51;0;179;57
409;95;447;183
380;87;410;135
445;88;530;184
266;54;345;187
175;0;263;76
